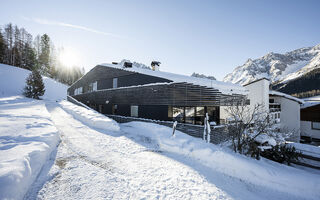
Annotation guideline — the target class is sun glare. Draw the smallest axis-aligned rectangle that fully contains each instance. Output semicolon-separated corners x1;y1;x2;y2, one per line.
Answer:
58;48;79;67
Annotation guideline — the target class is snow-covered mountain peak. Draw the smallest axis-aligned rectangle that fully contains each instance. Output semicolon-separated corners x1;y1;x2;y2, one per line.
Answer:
223;44;320;85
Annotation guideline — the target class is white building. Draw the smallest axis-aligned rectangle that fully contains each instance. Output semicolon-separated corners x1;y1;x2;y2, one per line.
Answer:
221;78;303;142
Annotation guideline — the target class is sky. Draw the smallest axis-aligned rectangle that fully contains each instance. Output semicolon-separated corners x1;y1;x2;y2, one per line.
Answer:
1;0;320;80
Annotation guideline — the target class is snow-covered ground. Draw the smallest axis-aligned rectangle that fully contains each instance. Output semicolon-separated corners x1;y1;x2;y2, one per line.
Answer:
1;64;320;200
0;97;60;199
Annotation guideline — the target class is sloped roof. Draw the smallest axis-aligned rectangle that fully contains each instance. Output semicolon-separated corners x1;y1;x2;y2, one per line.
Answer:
100;63;248;95
269;90;304;104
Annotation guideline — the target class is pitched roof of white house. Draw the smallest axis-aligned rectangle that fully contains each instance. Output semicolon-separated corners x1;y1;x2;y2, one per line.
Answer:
100;62;248;95
269;90;304;104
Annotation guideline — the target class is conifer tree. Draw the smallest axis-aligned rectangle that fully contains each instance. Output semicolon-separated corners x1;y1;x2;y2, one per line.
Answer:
23;70;45;99
0;29;6;63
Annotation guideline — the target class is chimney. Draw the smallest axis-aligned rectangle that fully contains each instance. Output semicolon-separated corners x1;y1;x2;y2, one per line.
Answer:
151;61;161;71
123;62;132;68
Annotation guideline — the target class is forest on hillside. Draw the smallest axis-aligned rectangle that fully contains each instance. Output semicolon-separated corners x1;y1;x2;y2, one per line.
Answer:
272;66;320;98
0;23;84;85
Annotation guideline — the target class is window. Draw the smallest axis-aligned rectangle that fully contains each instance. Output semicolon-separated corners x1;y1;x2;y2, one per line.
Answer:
113;78;118;88
93;81;97;91
74;87;83;95
312;122;320;130
172;107;184;123
131;106;138;117
269;99;275;103
112;105;118;115
185;107;195;124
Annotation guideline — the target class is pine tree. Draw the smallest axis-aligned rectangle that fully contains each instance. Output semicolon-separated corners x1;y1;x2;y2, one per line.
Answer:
0;29;6;63
23;70;45;99
39;34;51;75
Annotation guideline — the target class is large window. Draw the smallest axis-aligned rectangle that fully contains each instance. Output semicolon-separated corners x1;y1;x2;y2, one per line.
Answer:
195;107;205;125
131;106;138;117
113;78;118;88
172;107;184;123
185;107;195;124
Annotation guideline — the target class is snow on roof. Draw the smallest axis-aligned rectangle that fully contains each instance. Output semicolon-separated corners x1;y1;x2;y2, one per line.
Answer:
100;63;248;95
303;95;320;102
301;101;320;109
269;90;304;104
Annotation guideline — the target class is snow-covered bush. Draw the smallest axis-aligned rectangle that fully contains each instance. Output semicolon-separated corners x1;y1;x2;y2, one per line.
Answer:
225;102;301;164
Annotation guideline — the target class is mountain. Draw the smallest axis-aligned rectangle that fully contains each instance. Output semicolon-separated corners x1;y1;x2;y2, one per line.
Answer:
223;44;320;87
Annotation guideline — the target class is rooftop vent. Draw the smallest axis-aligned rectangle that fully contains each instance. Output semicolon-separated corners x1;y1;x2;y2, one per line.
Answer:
112;62;118;65
151;61;161;71
123;62;132;68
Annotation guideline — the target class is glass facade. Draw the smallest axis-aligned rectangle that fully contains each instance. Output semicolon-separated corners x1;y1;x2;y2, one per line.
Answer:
169;106;219;125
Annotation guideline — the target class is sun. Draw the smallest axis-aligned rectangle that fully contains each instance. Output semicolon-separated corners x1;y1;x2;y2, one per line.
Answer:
58;48;79;67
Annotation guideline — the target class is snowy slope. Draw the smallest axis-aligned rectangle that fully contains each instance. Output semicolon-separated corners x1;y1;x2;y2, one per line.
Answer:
0;63;67;100
223;44;320;85
0;64;68;199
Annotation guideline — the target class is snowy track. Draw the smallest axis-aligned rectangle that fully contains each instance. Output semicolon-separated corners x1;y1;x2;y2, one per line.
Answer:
21;101;313;200
26;102;233;199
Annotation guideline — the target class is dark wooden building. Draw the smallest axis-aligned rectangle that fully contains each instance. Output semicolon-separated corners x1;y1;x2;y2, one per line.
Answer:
68;62;248;125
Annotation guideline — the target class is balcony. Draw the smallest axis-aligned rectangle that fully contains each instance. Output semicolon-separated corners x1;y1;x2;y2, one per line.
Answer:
269;103;281;113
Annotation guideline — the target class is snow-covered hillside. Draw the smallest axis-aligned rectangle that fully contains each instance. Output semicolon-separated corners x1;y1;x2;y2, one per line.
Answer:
223;44;320;85
0;63;67;99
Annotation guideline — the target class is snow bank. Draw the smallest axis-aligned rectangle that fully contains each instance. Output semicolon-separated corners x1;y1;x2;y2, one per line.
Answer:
59;100;120;132
0;97;60;199
0;63;67;100
121;121;320;200
287;142;320;157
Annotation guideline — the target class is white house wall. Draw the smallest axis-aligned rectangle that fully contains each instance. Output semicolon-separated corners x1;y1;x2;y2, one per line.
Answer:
244;79;269;116
272;96;300;142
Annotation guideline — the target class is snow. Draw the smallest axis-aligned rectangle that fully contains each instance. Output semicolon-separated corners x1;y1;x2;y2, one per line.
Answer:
0;96;60;200
2;63;320;200
59;100;120;132
0;64;67;199
303;95;320;102
121;122;320;199
287;142;320;157
100;62;248;95
269;90;304;104
0;63;67;100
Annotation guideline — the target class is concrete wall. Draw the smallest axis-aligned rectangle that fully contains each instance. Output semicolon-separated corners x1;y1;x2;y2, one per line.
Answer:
301;121;320;139
244;79;270;115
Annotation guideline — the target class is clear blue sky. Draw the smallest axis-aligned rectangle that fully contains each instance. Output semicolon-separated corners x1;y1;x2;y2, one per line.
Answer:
1;0;320;80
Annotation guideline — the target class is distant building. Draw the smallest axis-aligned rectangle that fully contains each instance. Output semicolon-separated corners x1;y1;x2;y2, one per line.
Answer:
221;78;303;142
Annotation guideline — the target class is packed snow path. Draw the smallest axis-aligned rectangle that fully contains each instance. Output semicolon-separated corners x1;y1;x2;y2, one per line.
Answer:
25;102;312;200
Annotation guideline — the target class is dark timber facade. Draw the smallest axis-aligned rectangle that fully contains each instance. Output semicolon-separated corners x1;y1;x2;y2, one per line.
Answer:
68;64;247;125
